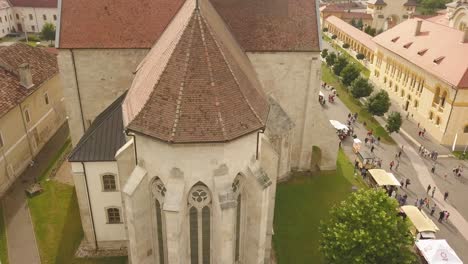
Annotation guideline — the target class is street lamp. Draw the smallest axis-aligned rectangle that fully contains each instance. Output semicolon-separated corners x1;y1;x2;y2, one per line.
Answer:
20;14;28;43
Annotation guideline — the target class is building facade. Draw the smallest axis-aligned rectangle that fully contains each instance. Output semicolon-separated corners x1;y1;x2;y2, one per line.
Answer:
319;3;373;28
367;0;417;31
447;0;468;30
58;0;339;262
0;0;58;37
370;19;468;147
0;43;66;194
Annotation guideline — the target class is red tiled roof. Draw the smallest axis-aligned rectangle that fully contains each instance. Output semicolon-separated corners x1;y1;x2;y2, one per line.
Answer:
59;0;320;51
58;0;186;49
373;19;468;88
0;43;58;117
320;2;361;12
340;12;373;20
325;16;377;51
123;0;269;143
211;0;320;51
9;0;57;8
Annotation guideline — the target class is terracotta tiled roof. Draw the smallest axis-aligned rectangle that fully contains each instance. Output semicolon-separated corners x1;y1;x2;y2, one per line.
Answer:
59;0;320;51
58;0;186;49
123;0;269;143
9;0;57;8
0;43;58;117
211;0;320;51
340;12;373;20
326;16;377;51
320;2;361;12
373;19;468;88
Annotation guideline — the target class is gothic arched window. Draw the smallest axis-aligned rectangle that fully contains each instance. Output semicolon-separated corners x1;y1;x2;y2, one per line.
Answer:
188;183;211;264
151;178;167;264
232;175;244;262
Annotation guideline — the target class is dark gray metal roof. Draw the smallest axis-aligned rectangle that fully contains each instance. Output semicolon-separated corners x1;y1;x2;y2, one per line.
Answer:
68;93;126;162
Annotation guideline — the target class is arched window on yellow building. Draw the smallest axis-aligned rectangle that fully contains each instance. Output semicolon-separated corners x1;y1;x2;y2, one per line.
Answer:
440;91;447;107
433;87;441;104
435;116;441;126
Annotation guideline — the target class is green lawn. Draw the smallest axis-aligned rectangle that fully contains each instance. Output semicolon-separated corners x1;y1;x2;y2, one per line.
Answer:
273;150;366;264
28;140;127;264
321;63;395;144
0;204;8;264
452;151;467;160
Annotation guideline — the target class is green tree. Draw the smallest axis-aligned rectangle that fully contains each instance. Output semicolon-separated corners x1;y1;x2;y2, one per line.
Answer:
340;63;360;86
351;18;357;28
333;56;348;76
41;22;56;44
357;18;364;30
320;189;416;264
420;0;448;14
326;52;337;66
366;90;391;116
356;53;365;60
321;48;329;58
350;77;373;98
386;111;403;133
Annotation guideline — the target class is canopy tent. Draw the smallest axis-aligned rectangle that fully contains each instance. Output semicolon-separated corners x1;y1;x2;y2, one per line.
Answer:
401;205;439;233
319;91;325;97
416;239;463;264
353;138;362;144
329;120;348;131
368;169;401;186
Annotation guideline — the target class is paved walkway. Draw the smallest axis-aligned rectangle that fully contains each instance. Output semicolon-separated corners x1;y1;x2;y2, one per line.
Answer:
2;123;69;264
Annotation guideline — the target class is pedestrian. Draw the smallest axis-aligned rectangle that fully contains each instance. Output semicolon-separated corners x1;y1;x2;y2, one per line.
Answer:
419;131;422;137
444;191;449;201
422;128;426;137
430;204;436;216
445;211;450;221
370;145;375;153
418;145;423;153
390;160;394;170
414;198;419;206
354;160;359;169
431;163;436;173
400;178;405;187
438;211;445;223
417;122;420;128
376;136;381;146
425;198;430;209
405;178;411;188
427;184;431;194
444;173;448;180
398;150;402;158
431;186;436;198
364;137;369;145
395;160;400;171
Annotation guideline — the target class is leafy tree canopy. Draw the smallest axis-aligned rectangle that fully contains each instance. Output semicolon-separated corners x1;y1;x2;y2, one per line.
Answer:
351;77;373;98
386;111;403;133
41;22;56;43
340;63;360;86
366;90;391;116
333;56;349;76
322;48;329;58
326;52;338;66
320;189;416;264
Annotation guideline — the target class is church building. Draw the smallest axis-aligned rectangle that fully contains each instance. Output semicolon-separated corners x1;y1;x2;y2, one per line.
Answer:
58;0;338;263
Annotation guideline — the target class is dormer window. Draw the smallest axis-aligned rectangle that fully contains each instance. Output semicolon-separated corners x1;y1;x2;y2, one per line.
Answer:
403;42;413;48
417;49;428;56
391;37;400;42
433;56;445;64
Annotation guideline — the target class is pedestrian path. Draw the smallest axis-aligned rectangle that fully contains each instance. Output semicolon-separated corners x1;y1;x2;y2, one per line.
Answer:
2;123;69;264
376;117;468;241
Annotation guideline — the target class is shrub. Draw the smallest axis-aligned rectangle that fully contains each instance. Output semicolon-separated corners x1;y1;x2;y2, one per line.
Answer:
366;90;391;116
350;77;374;98
356;53;365;60
343;43;350;49
41;22;56;44
323;27;328;32
326;52;337;66
386;111;403;133
331;34;337;39
340;64;360;86
321;49;329;58
333;56;348;76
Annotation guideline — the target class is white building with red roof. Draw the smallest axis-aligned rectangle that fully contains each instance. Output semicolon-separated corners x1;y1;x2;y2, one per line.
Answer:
58;0;338;262
370;19;468;146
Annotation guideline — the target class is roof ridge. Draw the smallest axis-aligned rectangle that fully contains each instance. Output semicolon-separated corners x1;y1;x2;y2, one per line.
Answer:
197;12;228;140
169;12;197;142
199;12;265;126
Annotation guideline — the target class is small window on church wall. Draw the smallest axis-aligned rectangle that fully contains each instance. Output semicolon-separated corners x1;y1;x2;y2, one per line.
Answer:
188;184;211;264
106;207;121;224
102;174;116;191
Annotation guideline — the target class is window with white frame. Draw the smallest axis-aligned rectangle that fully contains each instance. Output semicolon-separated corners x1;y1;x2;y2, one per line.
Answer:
188;183;211;264
151;178;167;264
102;174;116;191
24;109;30;123
43;14;46;20
106;207;121;224
53;14;57;21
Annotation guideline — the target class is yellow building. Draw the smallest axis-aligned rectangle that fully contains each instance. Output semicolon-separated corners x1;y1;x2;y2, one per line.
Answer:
370;19;468;148
0;43;66;193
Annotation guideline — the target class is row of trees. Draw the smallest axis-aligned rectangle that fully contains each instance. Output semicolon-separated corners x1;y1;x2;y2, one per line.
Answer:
321;49;402;132
418;0;451;15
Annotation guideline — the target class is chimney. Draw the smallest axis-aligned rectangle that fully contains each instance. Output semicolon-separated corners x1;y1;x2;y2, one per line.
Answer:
415;20;422;36
462;29;468;43
18;63;33;89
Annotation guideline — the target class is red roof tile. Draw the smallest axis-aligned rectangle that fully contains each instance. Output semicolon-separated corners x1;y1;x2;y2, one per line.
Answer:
59;0;320;51
123;0;269;143
58;0;186;49
0;43;58;117
9;0;57;8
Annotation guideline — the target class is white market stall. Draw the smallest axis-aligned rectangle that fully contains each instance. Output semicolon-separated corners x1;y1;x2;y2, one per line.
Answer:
400;205;439;240
415;239;463;264
366;169;401;187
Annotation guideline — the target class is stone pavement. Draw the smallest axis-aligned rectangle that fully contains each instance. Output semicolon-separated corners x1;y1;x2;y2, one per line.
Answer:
320;85;468;261
1;123;69;264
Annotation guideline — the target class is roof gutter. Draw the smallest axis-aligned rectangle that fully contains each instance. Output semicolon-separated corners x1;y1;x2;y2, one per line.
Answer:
70;49;86;134
124;130;138;166
55;0;63;48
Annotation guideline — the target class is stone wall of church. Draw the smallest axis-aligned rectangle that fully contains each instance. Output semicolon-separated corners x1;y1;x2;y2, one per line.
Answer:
57;49;149;146
248;52;339;171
